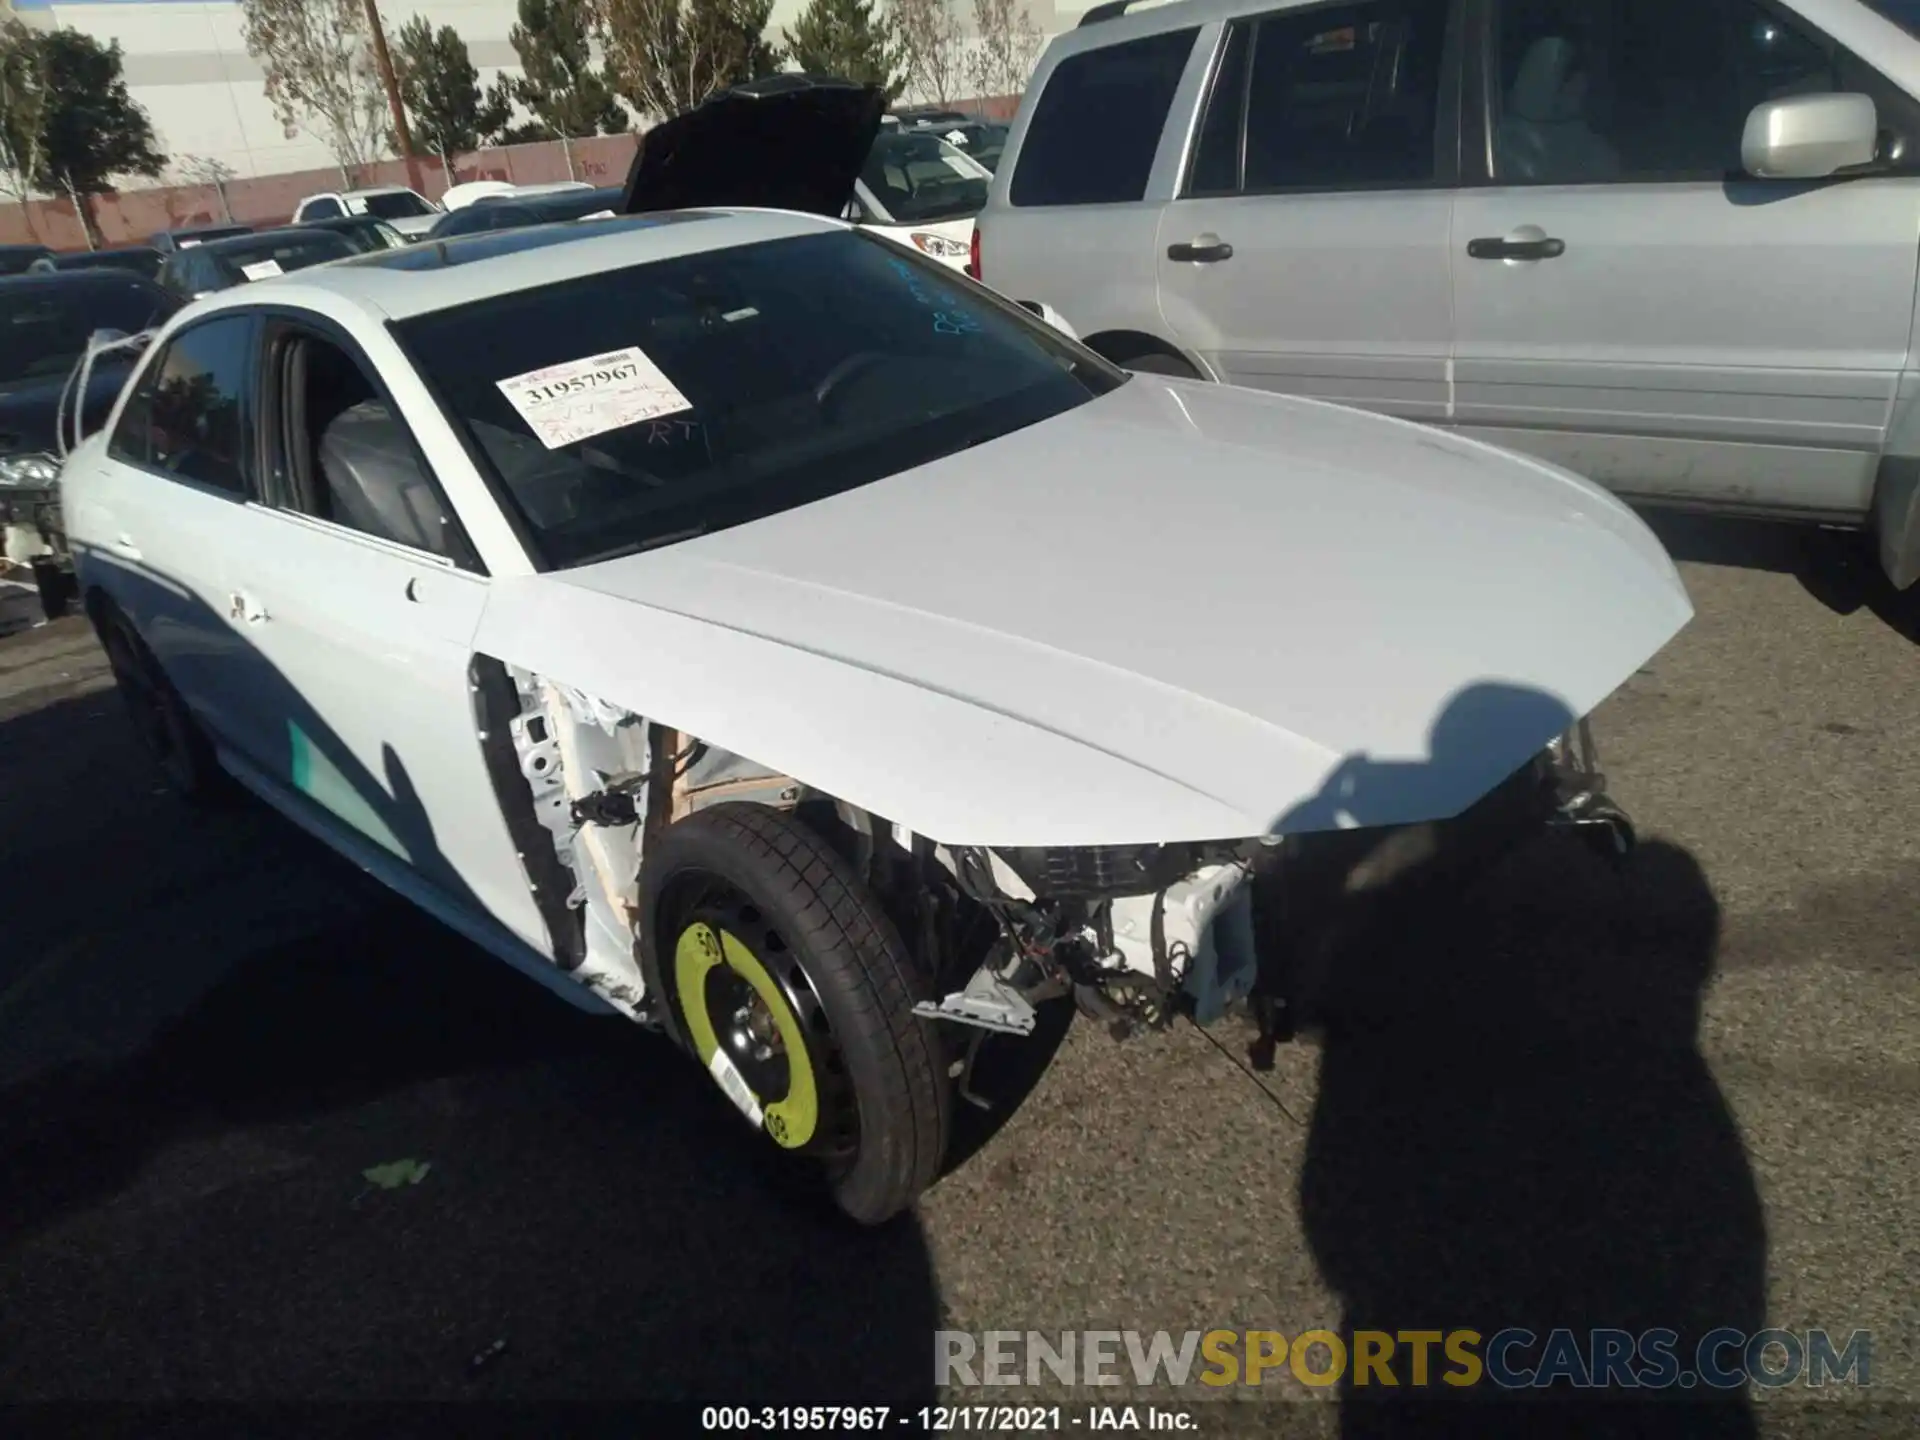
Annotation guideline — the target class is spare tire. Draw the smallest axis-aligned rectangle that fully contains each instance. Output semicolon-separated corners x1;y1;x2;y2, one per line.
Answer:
637;801;951;1224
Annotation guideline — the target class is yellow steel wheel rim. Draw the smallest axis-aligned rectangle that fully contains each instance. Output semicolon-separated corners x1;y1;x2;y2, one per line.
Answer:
674;920;820;1150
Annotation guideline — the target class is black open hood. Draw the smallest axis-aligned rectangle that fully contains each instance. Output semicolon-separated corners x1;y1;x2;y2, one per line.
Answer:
620;74;887;219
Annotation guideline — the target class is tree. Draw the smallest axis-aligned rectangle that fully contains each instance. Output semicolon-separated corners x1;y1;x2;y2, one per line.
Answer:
966;0;1041;100
0;20;50;210
394;18;507;169
599;0;782;123
175;154;239;222
241;0;390;179
783;0;901;95
11;29;165;247
508;0;627;145
893;0;963;106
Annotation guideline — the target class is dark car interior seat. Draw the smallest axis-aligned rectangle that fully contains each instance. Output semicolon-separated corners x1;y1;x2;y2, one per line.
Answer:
315;399;455;557
1497;36;1623;181
286;337;453;557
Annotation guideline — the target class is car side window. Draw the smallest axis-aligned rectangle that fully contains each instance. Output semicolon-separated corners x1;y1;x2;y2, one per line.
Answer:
1196;0;1452;195
1489;0;1852;183
302;197;344;220
106;316;256;495
1008;28;1202;206
262;325;480;569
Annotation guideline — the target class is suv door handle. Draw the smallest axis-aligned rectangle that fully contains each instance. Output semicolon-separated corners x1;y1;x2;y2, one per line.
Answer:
1167;235;1234;263
1467;236;1566;261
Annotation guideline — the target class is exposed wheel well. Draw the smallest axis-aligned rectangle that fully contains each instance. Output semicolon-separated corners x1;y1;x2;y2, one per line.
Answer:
1081;330;1207;378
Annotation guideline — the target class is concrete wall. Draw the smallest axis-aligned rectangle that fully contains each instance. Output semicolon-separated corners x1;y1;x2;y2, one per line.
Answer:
0;131;641;247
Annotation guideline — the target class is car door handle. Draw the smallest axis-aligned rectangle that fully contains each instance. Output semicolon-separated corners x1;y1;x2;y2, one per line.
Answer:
105;533;141;561
1167;236;1234;263
1467;236;1566;261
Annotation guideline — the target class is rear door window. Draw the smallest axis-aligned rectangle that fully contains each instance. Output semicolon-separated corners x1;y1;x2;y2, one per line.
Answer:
1009;28;1203;206
108;314;257;495
1212;0;1454;193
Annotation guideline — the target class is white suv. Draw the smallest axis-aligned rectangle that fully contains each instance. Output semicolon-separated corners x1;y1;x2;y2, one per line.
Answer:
973;0;1920;593
291;185;442;239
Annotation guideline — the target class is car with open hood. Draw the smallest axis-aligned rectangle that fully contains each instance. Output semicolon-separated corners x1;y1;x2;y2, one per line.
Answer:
1;271;179;613
58;126;1689;1226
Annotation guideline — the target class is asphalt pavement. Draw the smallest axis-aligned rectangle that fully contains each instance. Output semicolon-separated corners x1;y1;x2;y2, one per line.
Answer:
0;515;1915;1438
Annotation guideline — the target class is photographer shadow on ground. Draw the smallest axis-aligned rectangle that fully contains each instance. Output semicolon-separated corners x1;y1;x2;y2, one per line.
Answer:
1270;682;1764;1439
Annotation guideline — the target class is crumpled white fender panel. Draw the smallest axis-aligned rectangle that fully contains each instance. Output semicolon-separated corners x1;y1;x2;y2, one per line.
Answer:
472;376;1692;849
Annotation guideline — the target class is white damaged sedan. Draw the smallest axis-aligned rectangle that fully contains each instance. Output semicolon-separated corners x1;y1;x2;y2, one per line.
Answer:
59;188;1691;1222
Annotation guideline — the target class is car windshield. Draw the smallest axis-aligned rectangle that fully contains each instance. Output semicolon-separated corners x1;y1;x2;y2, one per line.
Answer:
0;279;169;387
351;190;434;219
859;133;992;223
395;228;1124;569
213;232;354;278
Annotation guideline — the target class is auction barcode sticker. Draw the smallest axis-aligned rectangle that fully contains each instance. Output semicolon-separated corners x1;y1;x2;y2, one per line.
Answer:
239;259;283;280
496;345;692;450
708;1048;765;1129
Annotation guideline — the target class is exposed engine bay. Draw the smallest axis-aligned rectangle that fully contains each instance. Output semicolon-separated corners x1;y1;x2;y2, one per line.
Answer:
474;656;1637;1070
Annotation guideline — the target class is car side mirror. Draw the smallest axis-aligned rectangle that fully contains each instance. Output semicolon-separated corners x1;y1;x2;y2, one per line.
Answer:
1741;92;1878;179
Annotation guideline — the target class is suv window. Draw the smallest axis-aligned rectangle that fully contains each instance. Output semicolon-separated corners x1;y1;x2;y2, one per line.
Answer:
1490;0;1859;182
1009;28;1202;206
1193;0;1453;194
108;315;255;494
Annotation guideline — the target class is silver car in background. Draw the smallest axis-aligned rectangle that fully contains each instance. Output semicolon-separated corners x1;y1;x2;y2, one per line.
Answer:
974;0;1920;593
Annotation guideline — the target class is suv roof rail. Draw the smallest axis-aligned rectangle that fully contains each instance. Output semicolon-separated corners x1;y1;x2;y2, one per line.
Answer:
1078;0;1139;24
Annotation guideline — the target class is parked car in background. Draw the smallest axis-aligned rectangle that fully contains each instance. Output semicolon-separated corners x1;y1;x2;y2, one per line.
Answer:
26;247;165;280
291;186;441;239
0;245;54;276
504;181;595;197
156;227;357;299
938;121;1010;171
440;180;519;211
974;0;1920;594
150;225;254;254
849;128;993;269
0;270;179;614
424;185;623;241
887;106;974;129
296;214;413;253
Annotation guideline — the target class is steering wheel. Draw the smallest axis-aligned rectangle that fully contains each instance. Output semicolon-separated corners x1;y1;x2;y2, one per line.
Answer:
814;351;889;416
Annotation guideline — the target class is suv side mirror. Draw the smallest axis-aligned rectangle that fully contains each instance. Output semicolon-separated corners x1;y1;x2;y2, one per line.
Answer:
1742;92;1878;179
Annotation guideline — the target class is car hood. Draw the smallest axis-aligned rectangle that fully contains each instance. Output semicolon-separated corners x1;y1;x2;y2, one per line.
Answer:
621;74;887;219
474;377;1692;848
0;361;131;460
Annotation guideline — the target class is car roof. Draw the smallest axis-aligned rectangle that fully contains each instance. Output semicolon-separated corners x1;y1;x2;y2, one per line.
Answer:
191;208;840;322
187;226;353;255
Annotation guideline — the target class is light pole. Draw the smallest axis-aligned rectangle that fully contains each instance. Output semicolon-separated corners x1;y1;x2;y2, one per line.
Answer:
361;0;425;194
